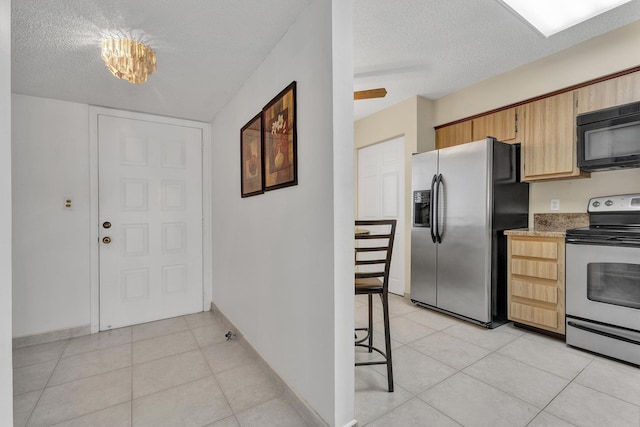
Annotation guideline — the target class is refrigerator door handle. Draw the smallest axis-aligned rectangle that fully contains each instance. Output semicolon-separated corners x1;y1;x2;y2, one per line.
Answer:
429;174;437;243
436;173;443;243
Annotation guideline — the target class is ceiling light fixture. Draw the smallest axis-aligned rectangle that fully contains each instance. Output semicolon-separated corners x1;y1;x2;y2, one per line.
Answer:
101;38;157;84
499;0;632;37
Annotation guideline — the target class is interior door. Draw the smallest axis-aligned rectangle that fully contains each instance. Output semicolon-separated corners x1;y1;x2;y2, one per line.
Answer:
98;114;203;330
357;137;405;296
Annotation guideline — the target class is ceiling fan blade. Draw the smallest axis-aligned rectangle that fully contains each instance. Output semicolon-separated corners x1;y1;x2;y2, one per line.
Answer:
354;88;387;100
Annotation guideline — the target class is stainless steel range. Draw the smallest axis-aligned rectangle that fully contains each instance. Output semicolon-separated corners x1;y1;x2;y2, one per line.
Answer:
565;193;640;366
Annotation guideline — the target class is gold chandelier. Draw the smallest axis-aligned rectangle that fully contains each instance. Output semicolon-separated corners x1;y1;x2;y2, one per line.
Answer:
101;38;157;84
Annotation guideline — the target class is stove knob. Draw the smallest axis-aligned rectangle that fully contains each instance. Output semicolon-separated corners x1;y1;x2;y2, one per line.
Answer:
592;201;600;207
605;200;613;206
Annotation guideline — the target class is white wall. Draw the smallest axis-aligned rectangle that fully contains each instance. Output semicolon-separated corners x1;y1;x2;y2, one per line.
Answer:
330;0;355;425
210;1;353;425
12;95;91;337
0;0;13;423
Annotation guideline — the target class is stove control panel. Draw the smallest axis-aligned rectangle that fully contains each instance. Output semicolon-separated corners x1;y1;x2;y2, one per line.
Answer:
588;193;640;213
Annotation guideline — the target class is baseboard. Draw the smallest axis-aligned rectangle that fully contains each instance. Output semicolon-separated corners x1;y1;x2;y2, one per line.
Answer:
13;324;91;349
210;302;330;427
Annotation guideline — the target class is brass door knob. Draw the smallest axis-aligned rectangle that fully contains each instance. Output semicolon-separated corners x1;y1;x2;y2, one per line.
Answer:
102;236;111;244
103;221;112;229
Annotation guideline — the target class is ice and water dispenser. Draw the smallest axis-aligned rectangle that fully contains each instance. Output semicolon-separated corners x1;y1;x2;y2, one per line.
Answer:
413;190;431;227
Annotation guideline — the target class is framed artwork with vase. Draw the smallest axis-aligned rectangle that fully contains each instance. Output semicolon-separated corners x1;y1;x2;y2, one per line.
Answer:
262;81;297;191
240;112;263;197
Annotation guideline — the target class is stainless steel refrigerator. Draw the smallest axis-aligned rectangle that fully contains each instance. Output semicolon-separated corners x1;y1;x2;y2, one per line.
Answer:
410;138;529;327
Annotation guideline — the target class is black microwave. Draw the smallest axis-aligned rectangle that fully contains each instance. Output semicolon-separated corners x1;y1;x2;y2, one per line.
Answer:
576;101;640;171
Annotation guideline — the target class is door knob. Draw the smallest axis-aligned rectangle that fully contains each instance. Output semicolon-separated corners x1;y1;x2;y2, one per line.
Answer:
103;221;111;229
102;236;112;244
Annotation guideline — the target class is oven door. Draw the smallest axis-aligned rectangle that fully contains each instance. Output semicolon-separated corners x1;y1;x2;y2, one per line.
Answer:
566;242;640;332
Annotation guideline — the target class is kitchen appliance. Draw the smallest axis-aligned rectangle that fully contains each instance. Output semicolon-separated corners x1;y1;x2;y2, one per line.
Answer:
565;193;640;365
410;138;529;327
577;101;640;171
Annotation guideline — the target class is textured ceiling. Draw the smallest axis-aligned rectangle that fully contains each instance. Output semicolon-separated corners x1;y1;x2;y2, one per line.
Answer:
353;0;640;120
11;0;312;122
11;1;640;122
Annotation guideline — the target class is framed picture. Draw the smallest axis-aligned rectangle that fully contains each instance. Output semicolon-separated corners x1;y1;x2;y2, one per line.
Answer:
262;81;297;191
240;112;263;198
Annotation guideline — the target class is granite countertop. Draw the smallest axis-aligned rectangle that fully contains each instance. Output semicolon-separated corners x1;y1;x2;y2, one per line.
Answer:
504;213;589;238
504;229;567;238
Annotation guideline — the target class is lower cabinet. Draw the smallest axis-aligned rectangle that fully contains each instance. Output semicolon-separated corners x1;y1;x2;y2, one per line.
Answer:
507;235;565;335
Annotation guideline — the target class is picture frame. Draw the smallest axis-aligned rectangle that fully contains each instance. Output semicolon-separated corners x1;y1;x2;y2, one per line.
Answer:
262;81;297;191
240;112;263;198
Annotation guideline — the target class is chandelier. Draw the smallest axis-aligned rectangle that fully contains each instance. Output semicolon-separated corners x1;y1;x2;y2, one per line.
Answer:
101;38;157;84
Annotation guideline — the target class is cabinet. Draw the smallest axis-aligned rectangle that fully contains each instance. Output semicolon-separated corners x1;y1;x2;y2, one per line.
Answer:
436;108;518;149
435;120;472;149
507;235;565;335
520;92;587;181
472;108;518;143
575;71;640;115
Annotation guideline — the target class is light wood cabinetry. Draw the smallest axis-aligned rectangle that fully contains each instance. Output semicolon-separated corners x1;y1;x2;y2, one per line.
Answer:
575;71;640;115
435;120;472;149
507;235;565;335
472;108;518;143
436;108;518;149
519;92;587;181
435;68;638;181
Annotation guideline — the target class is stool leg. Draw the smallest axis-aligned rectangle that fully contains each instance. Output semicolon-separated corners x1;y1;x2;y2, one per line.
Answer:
381;292;394;392
367;294;373;352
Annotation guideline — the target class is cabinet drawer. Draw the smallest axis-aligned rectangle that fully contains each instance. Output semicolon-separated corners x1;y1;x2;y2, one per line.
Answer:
511;259;558;280
511;240;558;259
510;302;558;329
511;279;558;304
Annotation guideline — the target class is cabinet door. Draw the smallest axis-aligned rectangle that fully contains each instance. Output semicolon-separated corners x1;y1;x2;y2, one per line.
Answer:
435;120;472;149
472;108;517;143
520;92;582;181
576;71;640;115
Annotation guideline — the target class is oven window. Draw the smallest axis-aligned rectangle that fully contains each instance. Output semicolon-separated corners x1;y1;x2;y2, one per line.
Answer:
587;263;640;310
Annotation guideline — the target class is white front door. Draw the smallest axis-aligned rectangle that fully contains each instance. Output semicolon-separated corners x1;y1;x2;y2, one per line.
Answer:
98;114;203;330
357;137;405;296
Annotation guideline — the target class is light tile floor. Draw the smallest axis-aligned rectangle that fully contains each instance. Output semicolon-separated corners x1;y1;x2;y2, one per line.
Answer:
355;294;640;427
12;312;306;427
12;294;640;426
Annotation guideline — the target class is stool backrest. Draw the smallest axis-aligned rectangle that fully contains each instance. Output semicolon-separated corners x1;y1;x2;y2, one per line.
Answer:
354;219;397;290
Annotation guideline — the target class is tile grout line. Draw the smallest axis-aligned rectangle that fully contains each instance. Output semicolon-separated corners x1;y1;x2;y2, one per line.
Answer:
23;337;71;427
186;319;239;423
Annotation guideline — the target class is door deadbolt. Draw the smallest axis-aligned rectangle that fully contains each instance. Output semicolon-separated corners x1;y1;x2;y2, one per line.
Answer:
103;221;111;229
102;236;112;244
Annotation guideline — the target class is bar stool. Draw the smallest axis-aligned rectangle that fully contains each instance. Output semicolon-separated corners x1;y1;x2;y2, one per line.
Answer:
354;219;396;392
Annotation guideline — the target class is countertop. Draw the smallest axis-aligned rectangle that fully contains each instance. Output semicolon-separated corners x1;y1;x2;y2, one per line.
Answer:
504;212;589;238
504;229;566;238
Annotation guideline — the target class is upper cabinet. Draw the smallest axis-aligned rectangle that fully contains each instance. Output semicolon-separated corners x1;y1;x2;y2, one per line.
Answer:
471;108;518;143
435;108;518;149
435;120;472;149
575;71;640;115
433;68;638;181
520;92;585;181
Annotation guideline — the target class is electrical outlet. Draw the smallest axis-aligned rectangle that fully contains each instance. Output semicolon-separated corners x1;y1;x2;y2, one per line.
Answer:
550;199;560;211
63;197;72;210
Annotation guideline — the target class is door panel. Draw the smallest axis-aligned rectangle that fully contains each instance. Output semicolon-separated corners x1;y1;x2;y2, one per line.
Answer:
410;151;438;306
358;137;405;295
98;115;203;330
436;140;491;323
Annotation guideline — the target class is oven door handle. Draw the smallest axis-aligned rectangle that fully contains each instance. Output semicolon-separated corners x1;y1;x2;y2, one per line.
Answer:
568;321;640;346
